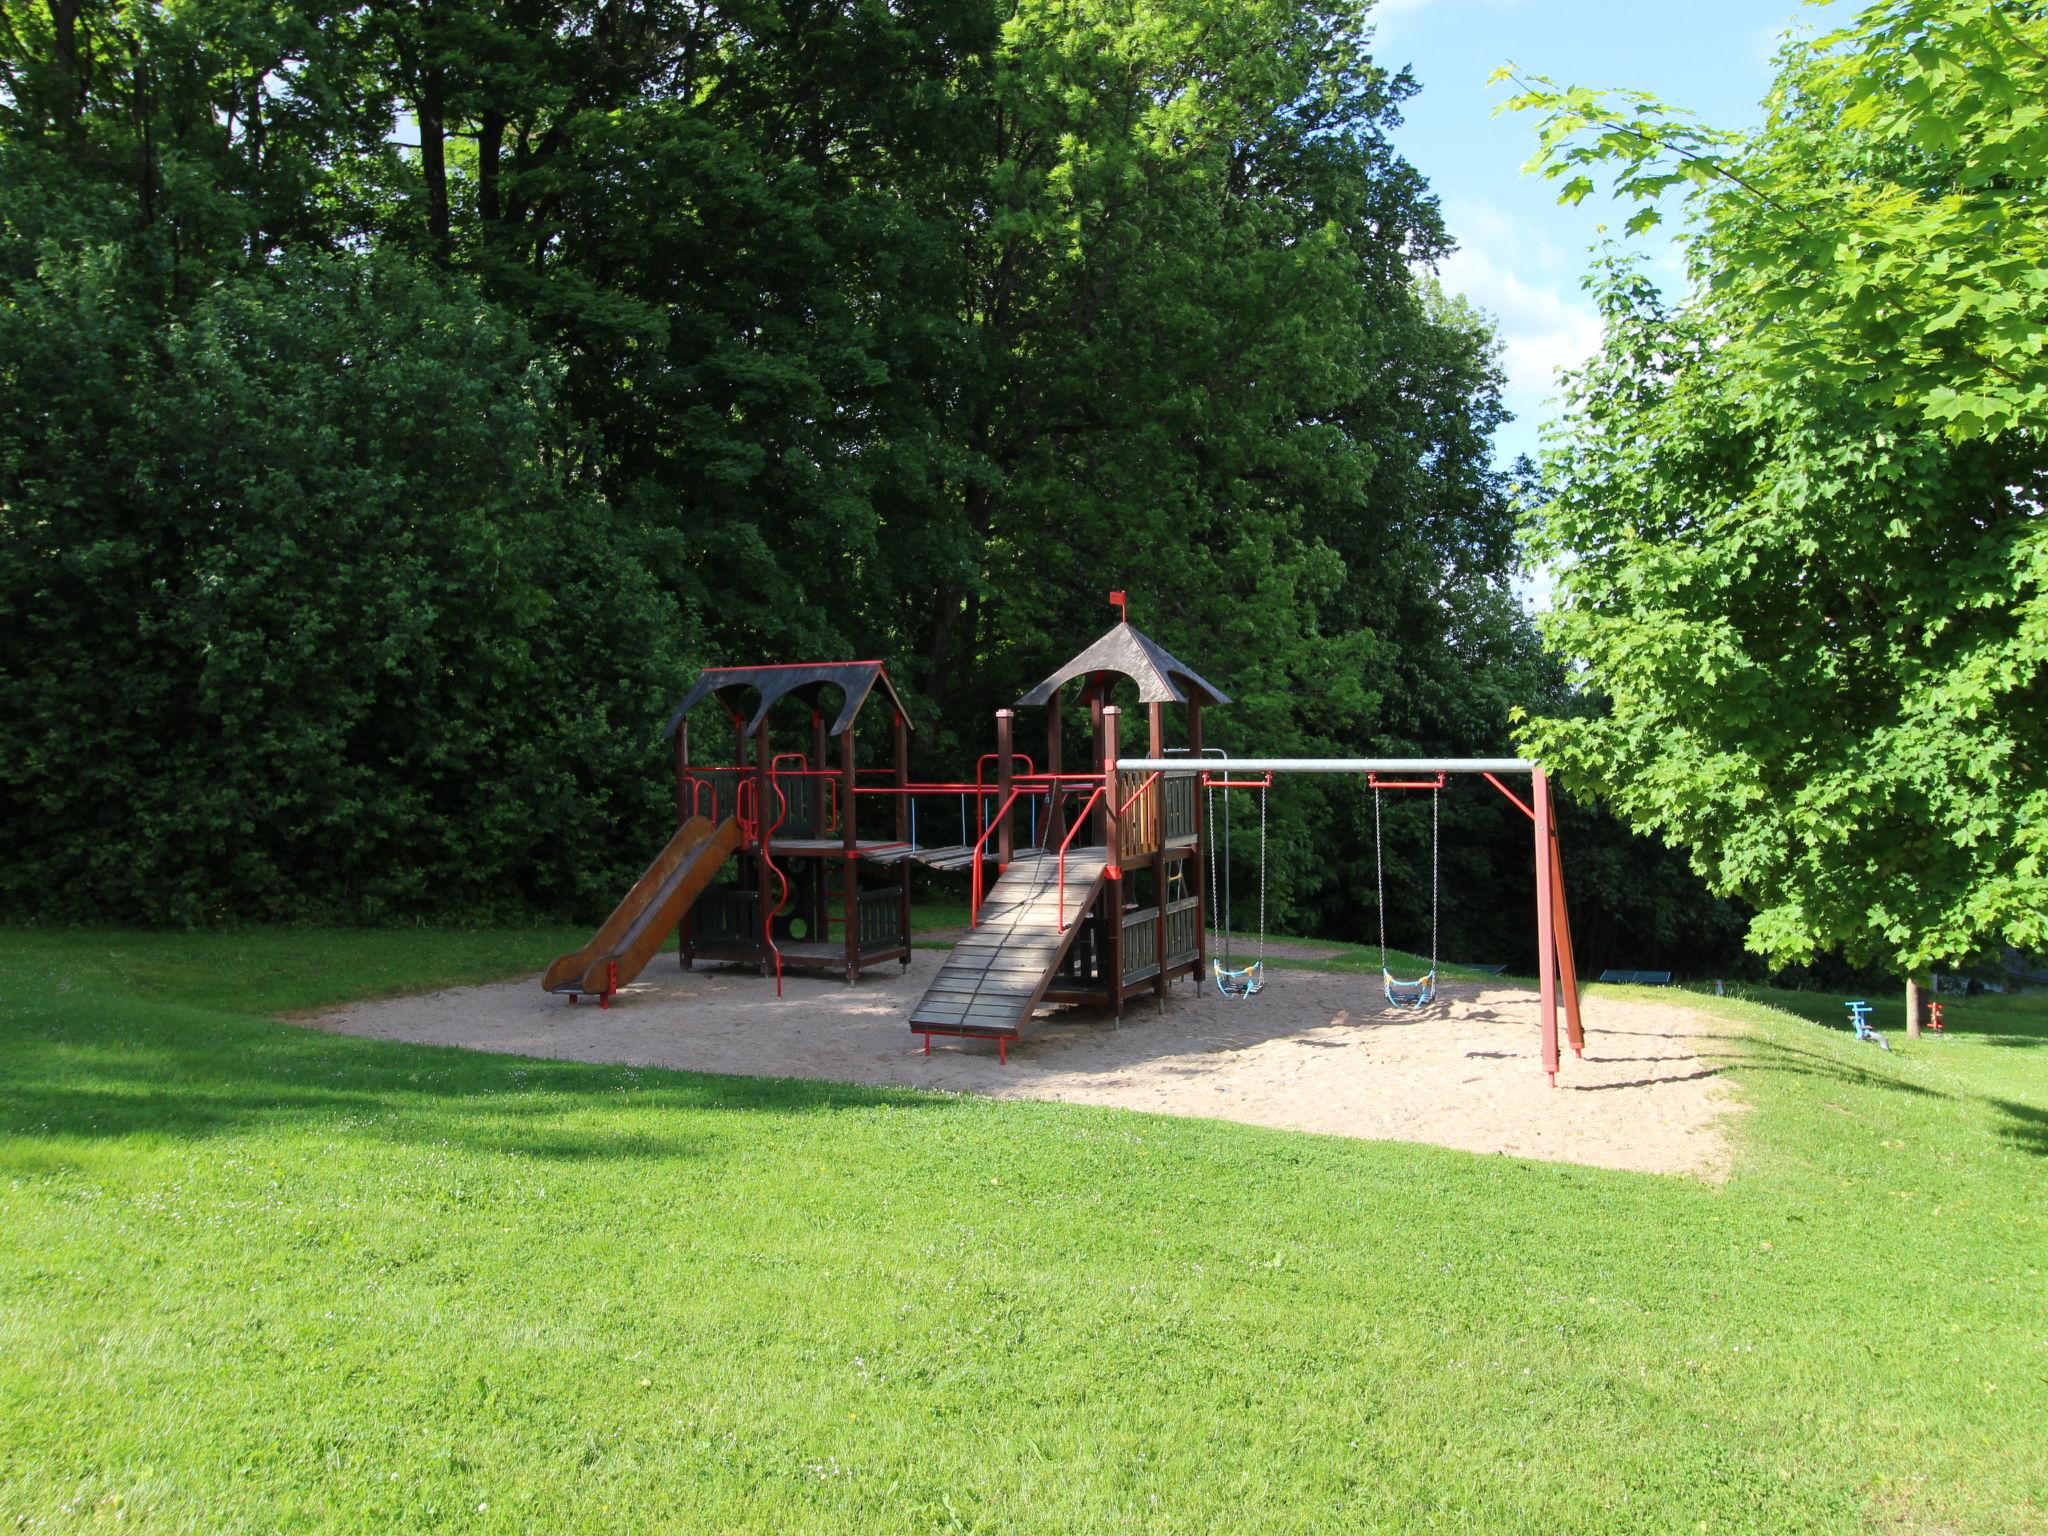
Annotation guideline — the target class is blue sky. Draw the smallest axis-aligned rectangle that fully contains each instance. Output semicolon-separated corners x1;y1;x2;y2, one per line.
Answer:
1377;0;1819;468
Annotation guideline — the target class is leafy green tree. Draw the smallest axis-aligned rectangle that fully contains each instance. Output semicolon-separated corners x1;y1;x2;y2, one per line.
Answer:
1504;0;2047;1012
0;0;1749;964
0;249;683;921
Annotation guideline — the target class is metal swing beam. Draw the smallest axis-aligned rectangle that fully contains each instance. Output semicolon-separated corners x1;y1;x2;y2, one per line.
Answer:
1116;756;1586;1085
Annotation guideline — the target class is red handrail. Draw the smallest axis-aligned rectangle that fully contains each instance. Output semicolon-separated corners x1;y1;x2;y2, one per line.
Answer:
758;766;792;995
972;753;1037;848
968;786;1031;928
1056;783;1108;927
1116;769;1160;815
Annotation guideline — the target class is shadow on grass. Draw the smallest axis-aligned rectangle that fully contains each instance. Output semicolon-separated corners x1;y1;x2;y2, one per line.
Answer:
0;1004;953;1164
1992;1097;2048;1157
1570;1030;1946;1099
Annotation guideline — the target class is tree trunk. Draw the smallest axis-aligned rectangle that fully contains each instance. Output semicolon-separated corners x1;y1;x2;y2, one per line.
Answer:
1905;971;1925;1040
419;80;449;256
478;108;505;224
47;0;86;133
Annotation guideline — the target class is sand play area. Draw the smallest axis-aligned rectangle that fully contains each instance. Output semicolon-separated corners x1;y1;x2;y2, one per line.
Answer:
311;949;1740;1177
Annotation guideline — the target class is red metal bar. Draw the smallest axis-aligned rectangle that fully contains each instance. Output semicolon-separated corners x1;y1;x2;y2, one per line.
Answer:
1367;773;1447;791
692;659;886;671
1534;767;1560;1085
1116;770;1161;816
1056;784;1107;927
1102;707;1123;1022
1201;776;1273;790
1484;771;1536;820
968;786;1030;927
1189;701;1205;986
1550;831;1585;1058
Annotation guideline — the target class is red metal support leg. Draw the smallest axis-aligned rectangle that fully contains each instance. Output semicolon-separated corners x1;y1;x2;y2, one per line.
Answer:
1533;768;1560;1085
1549;834;1585;1058
998;1037;1008;1066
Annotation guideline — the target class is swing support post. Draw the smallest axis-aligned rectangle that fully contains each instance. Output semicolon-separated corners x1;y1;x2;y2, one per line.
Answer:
1115;754;1586;1083
1534;768;1560;1086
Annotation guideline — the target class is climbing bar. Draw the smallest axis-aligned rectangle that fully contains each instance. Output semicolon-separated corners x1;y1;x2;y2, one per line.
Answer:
1117;757;1536;774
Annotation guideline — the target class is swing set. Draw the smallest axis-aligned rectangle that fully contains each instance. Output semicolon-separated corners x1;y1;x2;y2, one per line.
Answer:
1128;753;1587;1085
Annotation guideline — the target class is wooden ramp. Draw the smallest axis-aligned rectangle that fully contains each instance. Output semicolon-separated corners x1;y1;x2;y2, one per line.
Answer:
908;848;1109;1050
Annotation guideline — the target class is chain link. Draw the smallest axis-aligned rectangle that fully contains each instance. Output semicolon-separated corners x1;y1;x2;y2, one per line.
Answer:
1375;781;1440;989
1373;786;1388;967
1256;783;1267;970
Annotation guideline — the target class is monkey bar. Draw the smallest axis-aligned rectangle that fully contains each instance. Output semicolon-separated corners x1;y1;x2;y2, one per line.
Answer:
1116;755;1585;1084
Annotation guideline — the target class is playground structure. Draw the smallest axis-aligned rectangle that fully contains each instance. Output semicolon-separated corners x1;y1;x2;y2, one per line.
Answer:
545;599;1589;1081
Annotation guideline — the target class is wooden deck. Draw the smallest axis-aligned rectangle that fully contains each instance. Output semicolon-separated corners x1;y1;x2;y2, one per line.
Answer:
908;848;1109;1040
767;838;911;860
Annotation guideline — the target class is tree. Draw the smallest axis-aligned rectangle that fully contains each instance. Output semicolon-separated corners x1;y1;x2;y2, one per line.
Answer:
1503;0;2047;1021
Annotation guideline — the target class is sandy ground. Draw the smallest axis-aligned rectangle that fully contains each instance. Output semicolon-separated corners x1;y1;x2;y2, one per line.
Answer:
309;953;1740;1178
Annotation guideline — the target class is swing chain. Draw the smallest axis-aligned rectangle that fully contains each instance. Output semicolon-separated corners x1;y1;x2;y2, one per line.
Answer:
1430;781;1439;976
1373;785;1388;969
1256;780;1267;971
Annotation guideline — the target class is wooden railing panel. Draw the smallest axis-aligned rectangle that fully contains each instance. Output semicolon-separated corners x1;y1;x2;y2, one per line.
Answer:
856;886;904;949
1121;904;1162;985
1164;895;1201;967
1162;772;1198;844
1116;771;1162;860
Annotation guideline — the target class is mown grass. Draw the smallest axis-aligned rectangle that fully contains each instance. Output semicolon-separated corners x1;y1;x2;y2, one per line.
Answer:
1;928;2044;1534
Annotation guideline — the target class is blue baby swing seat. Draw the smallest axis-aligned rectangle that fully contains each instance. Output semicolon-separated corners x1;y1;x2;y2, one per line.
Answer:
1206;757;1267;1002
1373;774;1440;1012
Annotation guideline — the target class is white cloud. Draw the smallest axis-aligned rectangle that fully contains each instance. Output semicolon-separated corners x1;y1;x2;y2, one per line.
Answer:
1428;200;1603;453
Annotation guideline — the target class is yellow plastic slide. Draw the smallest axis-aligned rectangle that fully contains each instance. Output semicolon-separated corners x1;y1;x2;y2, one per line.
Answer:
542;815;745;1003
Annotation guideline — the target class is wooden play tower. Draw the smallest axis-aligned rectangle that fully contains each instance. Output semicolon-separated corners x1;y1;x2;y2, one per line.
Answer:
907;603;1230;1057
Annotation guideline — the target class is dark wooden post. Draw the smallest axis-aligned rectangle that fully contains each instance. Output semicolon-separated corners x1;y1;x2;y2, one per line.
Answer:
841;724;859;982
1046;686;1066;850
893;709;911;961
810;709;828;836
1189;700;1205;988
1102;705;1123;1021
1148;702;1167;1004
675;719;690;828
676;718;693;969
1093;702;1112;849
1088;678;1105;795
995;709;1015;866
755;716;774;979
1534;766;1560;1084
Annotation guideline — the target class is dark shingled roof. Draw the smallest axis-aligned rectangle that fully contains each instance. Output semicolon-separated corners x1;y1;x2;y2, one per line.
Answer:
1015;622;1230;708
662;662;912;739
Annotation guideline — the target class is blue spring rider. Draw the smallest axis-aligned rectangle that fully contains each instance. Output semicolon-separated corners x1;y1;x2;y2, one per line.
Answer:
1372;776;1440;1011
1844;999;1890;1050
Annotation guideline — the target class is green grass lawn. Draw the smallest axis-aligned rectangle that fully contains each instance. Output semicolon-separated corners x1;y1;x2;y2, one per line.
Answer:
2;929;2044;1534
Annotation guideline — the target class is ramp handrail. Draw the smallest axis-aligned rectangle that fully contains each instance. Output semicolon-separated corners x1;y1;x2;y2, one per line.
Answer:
1057;783;1108;927
968;786;1030;928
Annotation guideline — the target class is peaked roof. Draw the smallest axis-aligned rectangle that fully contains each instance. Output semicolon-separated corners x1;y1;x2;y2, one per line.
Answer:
1015;622;1230;709
662;661;911;739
